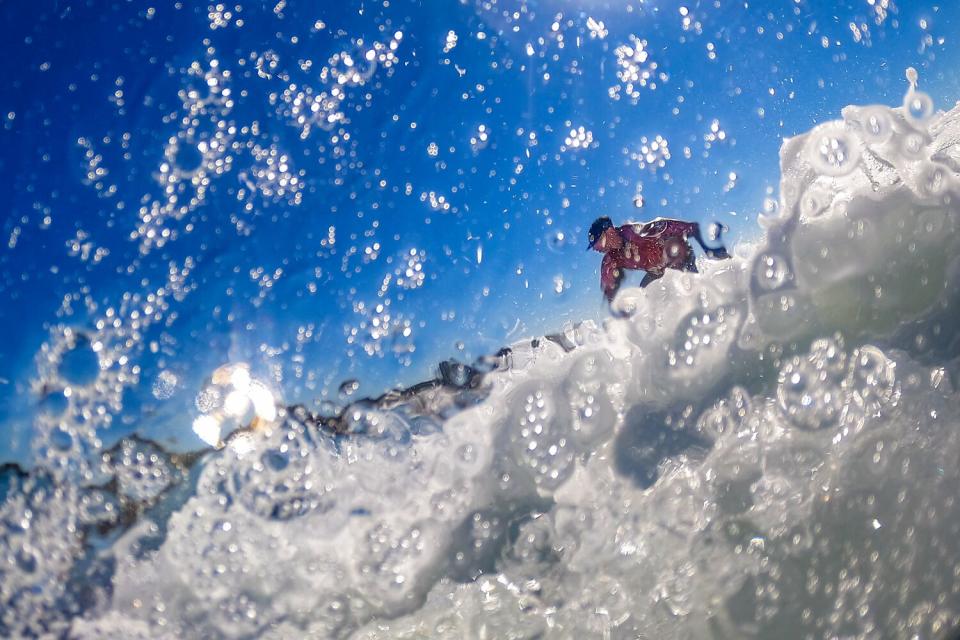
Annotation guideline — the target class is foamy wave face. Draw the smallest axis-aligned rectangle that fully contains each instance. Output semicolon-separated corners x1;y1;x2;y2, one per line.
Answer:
11;90;960;638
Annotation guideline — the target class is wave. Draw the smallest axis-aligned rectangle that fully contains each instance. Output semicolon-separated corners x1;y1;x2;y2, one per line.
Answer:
6;83;960;638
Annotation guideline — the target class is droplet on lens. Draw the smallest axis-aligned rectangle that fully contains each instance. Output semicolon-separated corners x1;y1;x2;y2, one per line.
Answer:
806;125;860;177
903;91;934;127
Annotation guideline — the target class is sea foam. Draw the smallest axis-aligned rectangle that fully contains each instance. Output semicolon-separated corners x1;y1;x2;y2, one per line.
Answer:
8;88;960;638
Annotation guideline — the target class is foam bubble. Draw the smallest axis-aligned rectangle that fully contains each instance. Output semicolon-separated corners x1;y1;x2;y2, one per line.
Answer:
900;131;929;160
776;336;848;431
56;332;101;386
806;124;861;176
904;90;935;127
915;162;953;198
227;420;339;521
101;438;177;502
799;184;831;219
755;252;791;291
151;370;178;400
858;106;894;145
696;387;751;441
504;383;575;491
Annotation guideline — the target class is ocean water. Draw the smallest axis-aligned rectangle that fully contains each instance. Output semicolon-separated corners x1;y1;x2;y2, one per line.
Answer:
3;2;960;639
8;87;960;639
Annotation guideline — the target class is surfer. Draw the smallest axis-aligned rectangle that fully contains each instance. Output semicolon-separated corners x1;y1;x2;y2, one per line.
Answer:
587;216;731;302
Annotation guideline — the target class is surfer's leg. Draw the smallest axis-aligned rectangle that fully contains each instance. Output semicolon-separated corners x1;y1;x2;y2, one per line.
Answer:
691;222;731;259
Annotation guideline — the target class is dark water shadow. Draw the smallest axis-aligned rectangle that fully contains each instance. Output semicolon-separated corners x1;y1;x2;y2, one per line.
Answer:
613;404;713;489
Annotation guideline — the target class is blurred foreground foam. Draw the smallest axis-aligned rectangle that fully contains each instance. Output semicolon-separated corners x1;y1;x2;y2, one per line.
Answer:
7;88;960;638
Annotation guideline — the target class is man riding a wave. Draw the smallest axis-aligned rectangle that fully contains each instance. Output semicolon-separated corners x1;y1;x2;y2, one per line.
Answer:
587;216;731;302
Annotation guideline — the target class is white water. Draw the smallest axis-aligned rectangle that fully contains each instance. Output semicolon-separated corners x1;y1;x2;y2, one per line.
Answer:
9;87;960;638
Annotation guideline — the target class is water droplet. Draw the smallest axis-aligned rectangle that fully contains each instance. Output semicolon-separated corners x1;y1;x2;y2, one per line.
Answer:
57;333;100;386
226;420;338;521
546;230;567;252
38;388;69;416
755;253;791;291
696;387;751;440
196;386;222;413
456;444;477;464
904;91;934;126
553;274;567;295
152;370;178;400
900;132;928;160
800;185;829;219
664;237;685;260
49;426;74;452
667;306;737;369
103;438;176;501
339;379;360;397
176;142;204;172
507;385;574;490
762;197;779;216
858;106;893;145
905;66;919;89
15;547;38;574
915;162;952;198
776;336;848;430
78;487;119;528
847;345;898;413
806;125;860;176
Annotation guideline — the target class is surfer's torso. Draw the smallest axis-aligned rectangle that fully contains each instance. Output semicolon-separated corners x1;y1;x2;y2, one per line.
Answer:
608;219;695;273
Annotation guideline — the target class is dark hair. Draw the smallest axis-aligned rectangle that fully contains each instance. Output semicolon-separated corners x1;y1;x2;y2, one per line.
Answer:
587;216;614;249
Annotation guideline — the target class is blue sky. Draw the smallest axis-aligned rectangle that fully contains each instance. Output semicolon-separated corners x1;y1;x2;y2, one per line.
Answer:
1;0;959;457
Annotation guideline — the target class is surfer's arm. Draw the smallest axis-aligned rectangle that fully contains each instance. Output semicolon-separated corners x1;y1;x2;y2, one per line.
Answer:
600;254;625;302
624;219;669;240
641;219;731;259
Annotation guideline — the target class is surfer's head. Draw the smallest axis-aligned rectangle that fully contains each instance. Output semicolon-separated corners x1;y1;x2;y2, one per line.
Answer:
587;216;620;252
